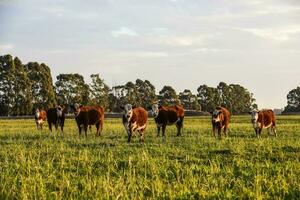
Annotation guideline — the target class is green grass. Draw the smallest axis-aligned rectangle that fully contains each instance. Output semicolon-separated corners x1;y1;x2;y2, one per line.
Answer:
0;116;300;199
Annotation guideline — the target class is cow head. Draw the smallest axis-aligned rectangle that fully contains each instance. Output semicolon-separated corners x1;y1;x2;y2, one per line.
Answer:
211;110;222;123
71;104;81;117
248;110;259;128
35;109;40;118
149;104;160;118
57;105;64;117
120;104;133;120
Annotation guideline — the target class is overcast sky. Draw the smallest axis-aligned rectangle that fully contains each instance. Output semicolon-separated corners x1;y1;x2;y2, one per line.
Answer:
1;0;300;109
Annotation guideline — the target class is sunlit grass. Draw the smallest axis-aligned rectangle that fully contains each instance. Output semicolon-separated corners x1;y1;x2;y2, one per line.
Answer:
0;116;299;199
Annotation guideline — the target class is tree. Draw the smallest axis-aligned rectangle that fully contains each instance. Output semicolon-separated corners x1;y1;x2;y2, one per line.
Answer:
283;87;300;112
197;84;220;112
135;79;156;108
13;57;32;115
179;89;201;111
197;83;257;114
25;62;56;110
55;73;89;106
89;74;110;109
0;55;16;115
158;86;178;105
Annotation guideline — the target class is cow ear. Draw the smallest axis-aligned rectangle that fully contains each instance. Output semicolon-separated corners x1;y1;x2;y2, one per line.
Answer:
132;105;136;109
158;105;162;109
120;105;124;110
248;111;252;115
209;111;213;114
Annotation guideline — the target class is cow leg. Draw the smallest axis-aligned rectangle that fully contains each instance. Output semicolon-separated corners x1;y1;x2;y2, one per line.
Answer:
96;123;101;136
84;125;88;137
140;131;145;143
157;126;161;137
224;126;227;137
127;130;132;143
48;123;52;132
212;126;217;138
55;121;59;131
176;120;183;136
77;124;82;135
217;127;222;138
41;123;43;130
272;124;277;137
89;125;92;132
162;125;166;138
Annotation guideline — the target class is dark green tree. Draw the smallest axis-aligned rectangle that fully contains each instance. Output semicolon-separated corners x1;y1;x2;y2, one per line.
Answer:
0;55;16;115
55;73;89;106
135;79;157;108
89;74;110;109
25;62;56;110
283;87;300;112
158;86;178;105
197;84;220;112
13;57;32;115
179;89;201;111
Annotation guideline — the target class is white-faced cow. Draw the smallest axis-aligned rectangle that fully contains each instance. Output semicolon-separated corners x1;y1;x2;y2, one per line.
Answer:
150;104;184;137
47;106;65;132
248;109;276;138
71;104;105;137
210;106;231;138
35;108;47;130
121;104;148;143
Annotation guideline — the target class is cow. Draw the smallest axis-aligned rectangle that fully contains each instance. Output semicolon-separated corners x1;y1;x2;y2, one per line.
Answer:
248;109;277;138
120;104;148;143
149;104;184;138
34;108;47;130
71;104;105;137
210;106;231;138
47;106;65;132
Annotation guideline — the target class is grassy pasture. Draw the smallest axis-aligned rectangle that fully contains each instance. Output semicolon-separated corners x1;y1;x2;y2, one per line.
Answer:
0;116;300;199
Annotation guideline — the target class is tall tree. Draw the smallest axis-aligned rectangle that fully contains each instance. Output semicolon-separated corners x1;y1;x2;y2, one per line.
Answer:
197;84;220;112
0;55;16;115
13;57;32;115
55;73;89;106
158;86;178;105
283;87;300;112
135;79;157;108
179;89;201;111
89;74;110;109
26;62;56;110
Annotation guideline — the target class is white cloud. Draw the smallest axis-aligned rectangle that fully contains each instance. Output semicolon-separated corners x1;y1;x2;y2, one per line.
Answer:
110;27;139;37
234;25;300;41
0;44;14;51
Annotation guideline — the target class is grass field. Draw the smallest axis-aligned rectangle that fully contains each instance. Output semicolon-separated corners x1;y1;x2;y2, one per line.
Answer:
0;116;300;199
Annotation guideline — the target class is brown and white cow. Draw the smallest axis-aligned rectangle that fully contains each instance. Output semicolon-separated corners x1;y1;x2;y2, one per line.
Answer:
47;106;65;132
210;106;231;138
35;108;47;130
150;104;184;137
121;104;148;143
248;109;276;138
71;104;105;137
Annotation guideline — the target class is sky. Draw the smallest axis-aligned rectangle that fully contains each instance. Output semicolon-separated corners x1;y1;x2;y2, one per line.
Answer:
0;0;300;109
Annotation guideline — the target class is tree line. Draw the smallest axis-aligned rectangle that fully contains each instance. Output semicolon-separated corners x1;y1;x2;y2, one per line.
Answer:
1;54;258;116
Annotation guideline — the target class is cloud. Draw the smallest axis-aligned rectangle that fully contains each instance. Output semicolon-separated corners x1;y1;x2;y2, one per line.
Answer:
110;27;139;37
233;25;300;41
0;44;14;51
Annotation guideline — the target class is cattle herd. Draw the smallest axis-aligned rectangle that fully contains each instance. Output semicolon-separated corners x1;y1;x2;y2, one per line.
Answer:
34;103;277;142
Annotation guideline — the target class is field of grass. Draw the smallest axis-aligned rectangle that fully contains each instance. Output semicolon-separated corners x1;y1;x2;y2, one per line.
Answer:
0;116;300;199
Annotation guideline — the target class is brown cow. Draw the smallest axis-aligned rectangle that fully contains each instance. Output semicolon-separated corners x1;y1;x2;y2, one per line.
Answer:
35;108;47;130
150;104;184;137
248;109;276;138
71;104;105;137
210;106;231;138
121;104;148;143
47;106;65;132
